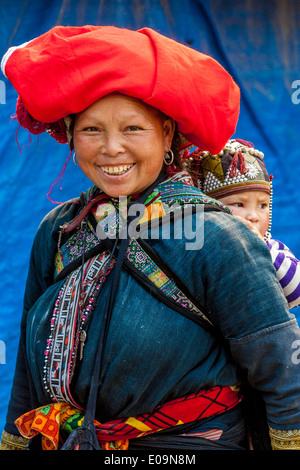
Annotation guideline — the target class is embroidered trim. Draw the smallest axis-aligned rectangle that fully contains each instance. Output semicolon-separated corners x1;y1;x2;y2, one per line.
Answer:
54;220;98;278
0;430;28;450
158;180;230;213
127;239;212;326
43;251;115;404
269;427;300;450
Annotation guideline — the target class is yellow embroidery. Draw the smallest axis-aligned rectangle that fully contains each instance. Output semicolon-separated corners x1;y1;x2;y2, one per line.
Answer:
0;430;28;450
148;269;168;288
269;427;300;450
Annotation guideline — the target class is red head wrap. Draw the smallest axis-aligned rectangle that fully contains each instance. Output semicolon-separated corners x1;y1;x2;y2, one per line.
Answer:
1;25;240;154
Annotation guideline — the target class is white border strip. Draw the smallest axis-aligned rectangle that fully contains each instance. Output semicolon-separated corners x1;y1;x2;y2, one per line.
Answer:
1;40;33;77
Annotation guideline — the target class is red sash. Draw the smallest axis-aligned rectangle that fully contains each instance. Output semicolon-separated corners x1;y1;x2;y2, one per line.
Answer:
15;385;241;450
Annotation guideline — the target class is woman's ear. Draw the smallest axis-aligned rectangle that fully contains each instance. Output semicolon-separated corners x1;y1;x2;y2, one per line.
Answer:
163;118;176;151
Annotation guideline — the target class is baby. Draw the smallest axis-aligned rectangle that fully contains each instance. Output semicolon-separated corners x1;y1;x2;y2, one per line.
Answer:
186;139;300;310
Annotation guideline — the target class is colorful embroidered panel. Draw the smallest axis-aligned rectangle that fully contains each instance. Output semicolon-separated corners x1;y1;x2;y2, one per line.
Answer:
44;251;115;405
126;239;212;325
54;220;99;278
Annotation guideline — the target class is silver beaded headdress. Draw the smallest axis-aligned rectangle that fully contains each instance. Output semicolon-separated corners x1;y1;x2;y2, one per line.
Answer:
185;139;273;240
194;139;270;197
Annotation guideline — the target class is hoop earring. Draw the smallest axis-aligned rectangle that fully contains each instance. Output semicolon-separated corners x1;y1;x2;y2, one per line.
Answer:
163;149;174;166
73;152;79;166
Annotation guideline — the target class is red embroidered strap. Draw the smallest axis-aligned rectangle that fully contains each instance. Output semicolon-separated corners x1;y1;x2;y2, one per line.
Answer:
15;386;241;450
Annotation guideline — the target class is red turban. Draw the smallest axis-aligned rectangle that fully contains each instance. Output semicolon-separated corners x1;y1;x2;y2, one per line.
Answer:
1;25;240;153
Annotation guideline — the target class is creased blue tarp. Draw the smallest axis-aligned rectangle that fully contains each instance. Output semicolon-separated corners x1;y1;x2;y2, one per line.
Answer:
0;0;299;434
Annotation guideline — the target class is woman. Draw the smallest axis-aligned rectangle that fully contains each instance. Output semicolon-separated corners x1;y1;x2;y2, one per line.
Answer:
1;25;300;451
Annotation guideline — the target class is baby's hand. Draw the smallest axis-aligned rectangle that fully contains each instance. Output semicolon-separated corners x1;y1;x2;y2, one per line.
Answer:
234;215;265;242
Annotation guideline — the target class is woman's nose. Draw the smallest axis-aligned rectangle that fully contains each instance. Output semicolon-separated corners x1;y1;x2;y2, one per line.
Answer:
101;133;124;157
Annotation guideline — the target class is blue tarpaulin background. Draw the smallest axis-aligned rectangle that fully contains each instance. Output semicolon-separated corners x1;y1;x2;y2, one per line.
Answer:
0;0;299;434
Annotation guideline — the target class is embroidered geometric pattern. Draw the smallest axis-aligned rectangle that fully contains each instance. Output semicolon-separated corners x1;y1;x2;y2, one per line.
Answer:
54;220;99;277
126;239;212;325
44;251;115;405
158;179;230;213
203;164;262;194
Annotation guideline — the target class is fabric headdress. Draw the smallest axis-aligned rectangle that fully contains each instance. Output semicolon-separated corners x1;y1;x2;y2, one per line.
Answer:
1;25;240;154
185;139;273;240
187;139;271;198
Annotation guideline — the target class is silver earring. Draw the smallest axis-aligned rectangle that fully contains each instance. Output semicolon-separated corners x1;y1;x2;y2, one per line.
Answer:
163;149;174;166
73;152;79;166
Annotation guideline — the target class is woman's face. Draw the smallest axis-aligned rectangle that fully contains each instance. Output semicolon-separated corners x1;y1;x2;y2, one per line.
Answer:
219;190;270;237
73;94;175;198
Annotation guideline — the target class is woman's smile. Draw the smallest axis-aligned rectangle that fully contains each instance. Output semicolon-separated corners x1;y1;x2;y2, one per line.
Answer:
98;163;135;176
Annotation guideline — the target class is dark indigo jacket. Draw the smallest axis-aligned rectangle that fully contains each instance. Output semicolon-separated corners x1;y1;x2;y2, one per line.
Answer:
4;184;300;438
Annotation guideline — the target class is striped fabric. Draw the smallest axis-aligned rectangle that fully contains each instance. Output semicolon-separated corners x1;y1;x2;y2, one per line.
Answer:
181;429;223;441
267;239;300;309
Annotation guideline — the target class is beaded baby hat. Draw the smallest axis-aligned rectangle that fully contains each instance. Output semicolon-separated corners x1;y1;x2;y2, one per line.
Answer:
189;139;270;197
185;139;273;240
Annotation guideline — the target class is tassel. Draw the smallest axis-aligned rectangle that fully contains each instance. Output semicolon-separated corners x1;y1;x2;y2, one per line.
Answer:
13;96;68;144
229;151;239;177
46;151;73;204
13;96;47;135
238;150;248;174
46;118;68;144
234;138;255;148
229;150;248;178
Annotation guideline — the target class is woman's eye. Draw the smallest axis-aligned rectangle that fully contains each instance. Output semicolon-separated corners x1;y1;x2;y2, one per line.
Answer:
83;127;99;132
231;202;243;207
126;125;141;131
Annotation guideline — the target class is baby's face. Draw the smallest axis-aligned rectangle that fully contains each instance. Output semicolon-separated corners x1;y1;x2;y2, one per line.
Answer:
218;190;270;237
